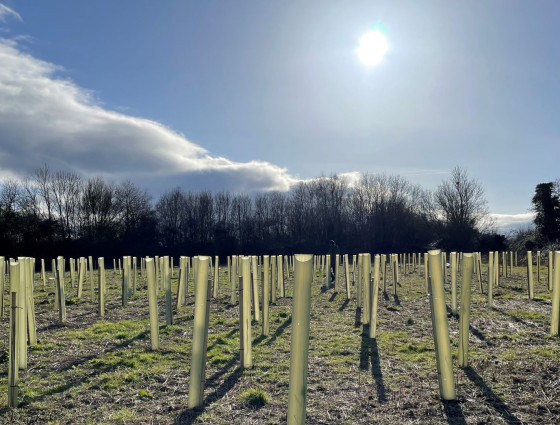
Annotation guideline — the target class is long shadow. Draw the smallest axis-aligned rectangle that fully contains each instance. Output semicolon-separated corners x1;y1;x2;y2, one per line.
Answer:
253;334;267;346
359;330;387;402
266;316;292;346
328;292;338;302
491;307;536;329
464;366;522;424
383;292;389;301
175;366;244;425
354;307;362;328
393;294;401;306
468;325;486;341
442;400;467;425
338;299;350;311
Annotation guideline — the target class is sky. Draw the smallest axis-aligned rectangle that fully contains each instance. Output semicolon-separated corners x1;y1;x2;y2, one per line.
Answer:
1;1;559;232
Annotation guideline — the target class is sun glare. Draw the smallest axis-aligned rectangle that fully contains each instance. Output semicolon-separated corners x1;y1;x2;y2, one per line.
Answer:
357;29;388;67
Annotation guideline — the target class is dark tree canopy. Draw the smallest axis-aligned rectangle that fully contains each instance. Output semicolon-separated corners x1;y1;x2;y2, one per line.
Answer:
532;182;560;243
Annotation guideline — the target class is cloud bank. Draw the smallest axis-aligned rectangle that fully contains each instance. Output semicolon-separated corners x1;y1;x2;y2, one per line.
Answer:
0;35;296;193
489;213;535;232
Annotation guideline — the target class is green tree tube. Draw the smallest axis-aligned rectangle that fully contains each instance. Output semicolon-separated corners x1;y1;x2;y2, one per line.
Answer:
548;251;553;291
325;255;331;290
381;254;387;293
450;252;457;315
369;254;380;338
227;256;231;285
488;251;494;307
8;291;18;407
16;259;27;370
358;254;364;306
442;252;446;285
122;257;128;306
189;256;210;408
240;256;252;368
271;255;277;303
69;258;75;288
98;257;105;317
458;254;474;367
424;253;429;293
344;254;351;299
231;255;237;304
494;251;499;288
77;258;84;299
56;257;66;325
353;254;357;286
335;254;340;291
428;250;456;400
146;258;159;350
251;256;260;321
537;250;541;282
278;255;284;298
24;258;37;347
88;256;94;301
154;256;159;287
165;256;173;326
362;254;371;325
177;256;186;308
393;254;398;297
509;251;513;275
263;255;270;336
132;256;137;296
550;251;560;336
287;254;313;425
527;251;534;300
213;255;219;298
41;258;46;289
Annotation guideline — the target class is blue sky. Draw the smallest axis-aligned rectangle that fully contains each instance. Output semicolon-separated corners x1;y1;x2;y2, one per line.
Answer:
1;1;559;230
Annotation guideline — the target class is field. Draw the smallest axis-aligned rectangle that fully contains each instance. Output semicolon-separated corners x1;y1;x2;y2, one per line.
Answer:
0;259;559;424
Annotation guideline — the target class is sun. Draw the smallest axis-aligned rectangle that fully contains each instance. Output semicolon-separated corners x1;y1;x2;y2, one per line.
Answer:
357;29;388;67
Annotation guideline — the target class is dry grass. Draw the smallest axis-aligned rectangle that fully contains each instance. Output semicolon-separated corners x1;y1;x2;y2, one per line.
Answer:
0;261;558;424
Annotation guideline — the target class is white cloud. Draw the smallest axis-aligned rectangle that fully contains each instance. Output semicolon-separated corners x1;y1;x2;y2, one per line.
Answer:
490;212;535;232
0;36;297;193
0;4;21;23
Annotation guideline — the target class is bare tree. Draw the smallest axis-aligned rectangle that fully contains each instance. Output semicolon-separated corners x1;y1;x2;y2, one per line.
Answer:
19;177;41;218
51;170;83;238
80;177;118;241
114;180;152;235
434;166;488;250
33;163;53;221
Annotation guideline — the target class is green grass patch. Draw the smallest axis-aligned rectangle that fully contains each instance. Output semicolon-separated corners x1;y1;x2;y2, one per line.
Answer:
510;310;547;321
529;346;560;358
240;388;269;407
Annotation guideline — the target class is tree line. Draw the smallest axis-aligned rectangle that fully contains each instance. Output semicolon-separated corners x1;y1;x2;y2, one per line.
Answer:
0;164;501;261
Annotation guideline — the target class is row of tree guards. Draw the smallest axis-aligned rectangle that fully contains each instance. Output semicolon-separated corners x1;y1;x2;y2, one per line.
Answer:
4;250;560;418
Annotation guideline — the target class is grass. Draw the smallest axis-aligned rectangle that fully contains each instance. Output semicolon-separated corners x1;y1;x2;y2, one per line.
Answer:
239;388;270;408
0;263;558;424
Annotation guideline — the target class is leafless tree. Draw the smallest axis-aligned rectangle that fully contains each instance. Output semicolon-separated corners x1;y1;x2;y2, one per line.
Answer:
33;163;53;221
51;170;83;238
80;177;118;240
434;166;489;249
